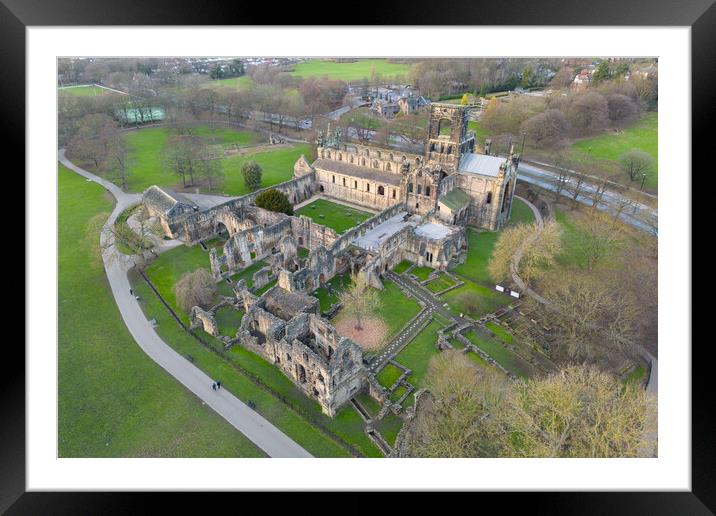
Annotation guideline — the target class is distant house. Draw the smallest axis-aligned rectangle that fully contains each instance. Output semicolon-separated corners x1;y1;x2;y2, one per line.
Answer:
398;93;430;115
572;69;592;89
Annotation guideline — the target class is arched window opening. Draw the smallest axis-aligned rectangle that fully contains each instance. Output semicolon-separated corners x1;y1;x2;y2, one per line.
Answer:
378;185;385;196
408;183;413;193
486;192;492;204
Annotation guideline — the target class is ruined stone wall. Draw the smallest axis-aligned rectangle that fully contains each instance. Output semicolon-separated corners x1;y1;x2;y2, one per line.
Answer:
166;171;317;243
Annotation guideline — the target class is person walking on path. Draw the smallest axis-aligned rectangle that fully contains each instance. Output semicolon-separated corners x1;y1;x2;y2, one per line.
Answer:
216;380;222;389
211;382;216;391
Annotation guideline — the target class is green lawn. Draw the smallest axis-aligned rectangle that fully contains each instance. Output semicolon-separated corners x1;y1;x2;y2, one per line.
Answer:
131;273;381;457
425;273;457;293
222;143;313;196
376;363;404;389
441;281;509;319
486;321;513;344
295;199;372;233
376;412;404;446
463;329;533;379
289;59;411;82
312;273;352;312
394;320;443;389
59;85;115;97
451;228;498;286
120;126;262;193
210;75;254;89
411;266;434;281
58;163;264;458
393;260;413;274
571;112;658;189
378;279;423;342
144;244;214;324
355;391;382;417
508;197;536;225
215;305;244;337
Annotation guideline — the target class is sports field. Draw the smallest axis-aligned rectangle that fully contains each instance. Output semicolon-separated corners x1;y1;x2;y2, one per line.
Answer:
59;84;122;97
289;59;411;81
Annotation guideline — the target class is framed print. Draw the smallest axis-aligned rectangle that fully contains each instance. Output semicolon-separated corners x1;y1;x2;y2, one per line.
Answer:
6;0;710;512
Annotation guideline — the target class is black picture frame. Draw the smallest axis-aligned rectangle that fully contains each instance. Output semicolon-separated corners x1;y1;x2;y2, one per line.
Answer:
5;0;707;512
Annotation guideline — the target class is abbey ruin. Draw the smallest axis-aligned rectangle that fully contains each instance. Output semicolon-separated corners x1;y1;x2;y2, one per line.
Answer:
142;103;520;417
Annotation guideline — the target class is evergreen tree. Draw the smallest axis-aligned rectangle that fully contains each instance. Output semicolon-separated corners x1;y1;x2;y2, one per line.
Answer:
254;188;293;215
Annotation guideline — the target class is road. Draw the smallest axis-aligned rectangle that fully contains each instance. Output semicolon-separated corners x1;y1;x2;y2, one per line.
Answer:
58;149;313;458
516;161;658;236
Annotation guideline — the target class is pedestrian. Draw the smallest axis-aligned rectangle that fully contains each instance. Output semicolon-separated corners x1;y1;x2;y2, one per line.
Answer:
216;380;221;389
211;382;216;391
129;288;133;296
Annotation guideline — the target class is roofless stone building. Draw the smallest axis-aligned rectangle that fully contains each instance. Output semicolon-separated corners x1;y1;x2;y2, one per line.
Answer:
141;103;521;417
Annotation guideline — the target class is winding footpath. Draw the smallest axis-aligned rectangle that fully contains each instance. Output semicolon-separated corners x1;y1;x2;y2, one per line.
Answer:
58;149;312;458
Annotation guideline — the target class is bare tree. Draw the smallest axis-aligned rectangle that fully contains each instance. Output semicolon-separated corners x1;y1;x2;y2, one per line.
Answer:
619;149;654;182
499;365;655;457
174;268;217;313
337;273;382;330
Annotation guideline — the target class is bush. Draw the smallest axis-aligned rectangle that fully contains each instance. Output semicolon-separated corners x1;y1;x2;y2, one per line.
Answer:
241;160;262;192
607;93;639;124
255;188;293;215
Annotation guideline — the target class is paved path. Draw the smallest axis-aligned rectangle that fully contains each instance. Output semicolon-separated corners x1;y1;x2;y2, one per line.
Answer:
58;150;312;458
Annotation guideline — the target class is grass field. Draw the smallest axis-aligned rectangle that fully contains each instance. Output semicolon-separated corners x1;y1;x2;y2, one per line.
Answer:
210;75;254;89
393;260;413;274
508;198;536;225
58;163;264;458
221;144;313;195
451;229;499;286
378;280;423;343
425;273;457;293
131;271;381;457
144;244;213;324
59;85;118;97
215;305;244;337
394;320;443;389
411;266;434;281
120;126;260;192
485;321;513;344
295;199;372;233
376;363;404;390
441;281;509;319
289;59;411;81
571;112;658;189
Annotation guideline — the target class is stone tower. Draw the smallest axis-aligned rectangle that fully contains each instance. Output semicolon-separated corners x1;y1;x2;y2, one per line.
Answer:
424;103;476;174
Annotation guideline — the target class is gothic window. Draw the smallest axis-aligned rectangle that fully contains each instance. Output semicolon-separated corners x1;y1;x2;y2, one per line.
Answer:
338;153;342;161
342;177;346;186
361;158;366;166
486;192;492;204
408;183;413;193
378;185;385;196
354;180;358;189
392;189;396;199
417;185;422;195
366;183;370;192
332;175;335;183
426;186;431;196
446;145;452;155
327;151;331;159
386;163;391;171
373;160;379;168
350;155;354;163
